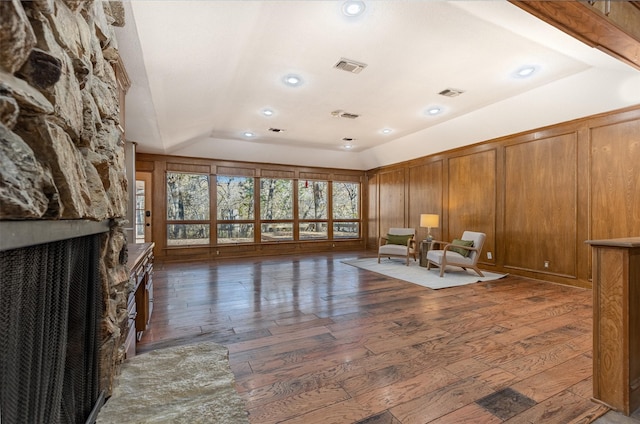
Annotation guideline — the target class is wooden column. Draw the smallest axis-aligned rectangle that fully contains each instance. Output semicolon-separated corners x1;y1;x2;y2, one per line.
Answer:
587;237;640;415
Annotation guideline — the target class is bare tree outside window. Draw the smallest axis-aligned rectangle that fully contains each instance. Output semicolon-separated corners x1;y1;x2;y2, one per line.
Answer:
260;178;293;241
333;181;359;238
299;180;328;239
216;176;254;243
164;173;360;245
166;172;210;245
260;178;293;220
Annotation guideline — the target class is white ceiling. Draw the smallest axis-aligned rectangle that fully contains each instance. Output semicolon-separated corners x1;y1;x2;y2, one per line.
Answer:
115;1;640;170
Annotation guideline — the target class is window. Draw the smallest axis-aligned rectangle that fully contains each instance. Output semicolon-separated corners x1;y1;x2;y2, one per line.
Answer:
166;172;210;246
135;180;146;243
216;176;254;244
260;178;293;241
333;181;360;238
298;180;328;240
163;170;361;247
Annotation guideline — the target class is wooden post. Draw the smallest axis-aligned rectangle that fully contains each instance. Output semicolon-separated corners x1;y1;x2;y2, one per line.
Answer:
586;237;640;415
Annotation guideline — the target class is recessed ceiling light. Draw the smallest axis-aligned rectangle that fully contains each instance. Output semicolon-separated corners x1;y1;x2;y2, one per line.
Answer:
342;0;365;17
262;109;274;117
381;128;392;134
243;131;255;137
426;107;442;116
342;137;355;149
515;65;537;78
283;74;303;87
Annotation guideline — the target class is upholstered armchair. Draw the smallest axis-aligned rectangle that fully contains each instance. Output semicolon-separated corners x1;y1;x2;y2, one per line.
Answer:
377;228;417;266
426;231;486;277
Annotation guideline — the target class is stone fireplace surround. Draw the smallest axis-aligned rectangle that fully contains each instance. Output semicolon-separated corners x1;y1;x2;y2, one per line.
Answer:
0;0;132;418
1;222;106;423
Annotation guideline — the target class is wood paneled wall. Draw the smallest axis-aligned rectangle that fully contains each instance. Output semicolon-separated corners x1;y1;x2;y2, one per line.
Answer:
449;151;496;260
591;119;640;239
378;169;406;236
504;133;577;277
409;161;443;242
367;105;640;288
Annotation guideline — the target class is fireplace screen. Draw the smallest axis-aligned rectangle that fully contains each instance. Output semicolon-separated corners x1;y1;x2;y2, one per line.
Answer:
0;233;102;424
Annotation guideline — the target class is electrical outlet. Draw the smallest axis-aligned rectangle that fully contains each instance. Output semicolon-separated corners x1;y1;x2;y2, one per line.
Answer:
216;250;220;256
544;260;549;268
487;252;492;260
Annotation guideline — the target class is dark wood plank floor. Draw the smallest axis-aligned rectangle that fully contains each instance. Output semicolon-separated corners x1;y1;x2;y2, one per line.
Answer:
137;252;609;423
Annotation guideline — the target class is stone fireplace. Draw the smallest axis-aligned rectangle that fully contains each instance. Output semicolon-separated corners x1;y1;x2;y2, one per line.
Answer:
1;226;105;423
1;0;132;422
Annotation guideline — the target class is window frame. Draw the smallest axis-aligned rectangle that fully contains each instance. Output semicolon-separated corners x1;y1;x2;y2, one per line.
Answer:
215;175;256;244
298;179;329;240
163;171;362;247
165;171;211;247
331;181;361;239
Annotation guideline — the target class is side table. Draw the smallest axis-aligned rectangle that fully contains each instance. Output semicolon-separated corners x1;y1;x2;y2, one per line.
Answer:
419;240;433;267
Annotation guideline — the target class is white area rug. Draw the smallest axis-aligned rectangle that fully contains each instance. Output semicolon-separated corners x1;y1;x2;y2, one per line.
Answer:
343;257;507;290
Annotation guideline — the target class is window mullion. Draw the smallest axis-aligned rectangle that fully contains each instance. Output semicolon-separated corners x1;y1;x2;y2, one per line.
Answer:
293;179;299;240
255;177;260;243
211;173;217;246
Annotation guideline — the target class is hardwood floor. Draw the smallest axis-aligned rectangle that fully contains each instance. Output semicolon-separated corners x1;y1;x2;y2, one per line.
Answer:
137;252;610;423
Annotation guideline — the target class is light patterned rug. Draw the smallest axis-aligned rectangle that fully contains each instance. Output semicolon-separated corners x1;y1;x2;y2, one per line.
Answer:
97;341;249;424
343;257;507;289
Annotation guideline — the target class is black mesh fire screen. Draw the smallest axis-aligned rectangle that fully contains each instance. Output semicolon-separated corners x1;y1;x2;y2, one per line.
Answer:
0;234;102;424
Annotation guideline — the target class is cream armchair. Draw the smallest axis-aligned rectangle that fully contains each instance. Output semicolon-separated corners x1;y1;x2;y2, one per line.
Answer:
377;228;417;266
427;231;486;277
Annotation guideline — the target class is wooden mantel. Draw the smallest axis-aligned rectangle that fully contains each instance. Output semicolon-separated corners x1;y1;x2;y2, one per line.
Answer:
586;237;640;415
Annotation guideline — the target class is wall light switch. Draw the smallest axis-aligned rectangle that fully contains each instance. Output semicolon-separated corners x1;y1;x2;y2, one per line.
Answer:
487;252;492;260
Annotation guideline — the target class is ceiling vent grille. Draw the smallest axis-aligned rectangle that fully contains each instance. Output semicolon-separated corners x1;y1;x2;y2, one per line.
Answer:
331;110;360;119
438;88;465;97
334;58;367;74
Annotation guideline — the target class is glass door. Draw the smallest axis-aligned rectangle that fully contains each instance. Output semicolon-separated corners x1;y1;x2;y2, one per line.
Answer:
135;172;152;243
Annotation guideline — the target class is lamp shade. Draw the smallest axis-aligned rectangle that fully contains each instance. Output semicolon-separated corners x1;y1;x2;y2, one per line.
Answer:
420;214;439;228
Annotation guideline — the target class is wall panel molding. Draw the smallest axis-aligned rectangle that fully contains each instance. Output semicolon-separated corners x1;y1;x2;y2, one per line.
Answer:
366;105;640;288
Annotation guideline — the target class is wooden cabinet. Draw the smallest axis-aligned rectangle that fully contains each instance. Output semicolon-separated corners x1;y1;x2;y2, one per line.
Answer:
510;1;640;71
586;1;640;42
124;242;155;358
124;294;137;359
587;237;640;415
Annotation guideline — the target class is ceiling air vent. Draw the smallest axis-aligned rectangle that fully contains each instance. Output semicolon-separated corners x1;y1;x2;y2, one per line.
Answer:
331;110;360;119
334;58;367;74
268;128;285;133
438;88;465;97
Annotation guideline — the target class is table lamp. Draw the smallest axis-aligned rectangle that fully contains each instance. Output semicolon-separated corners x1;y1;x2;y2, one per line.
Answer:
420;214;439;242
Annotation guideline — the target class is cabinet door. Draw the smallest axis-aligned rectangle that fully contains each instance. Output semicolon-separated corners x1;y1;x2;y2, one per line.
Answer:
134;270;147;338
146;281;153;325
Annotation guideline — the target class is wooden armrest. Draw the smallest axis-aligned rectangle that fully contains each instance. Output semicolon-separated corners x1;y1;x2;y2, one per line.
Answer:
430;240;448;249
443;244;479;252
